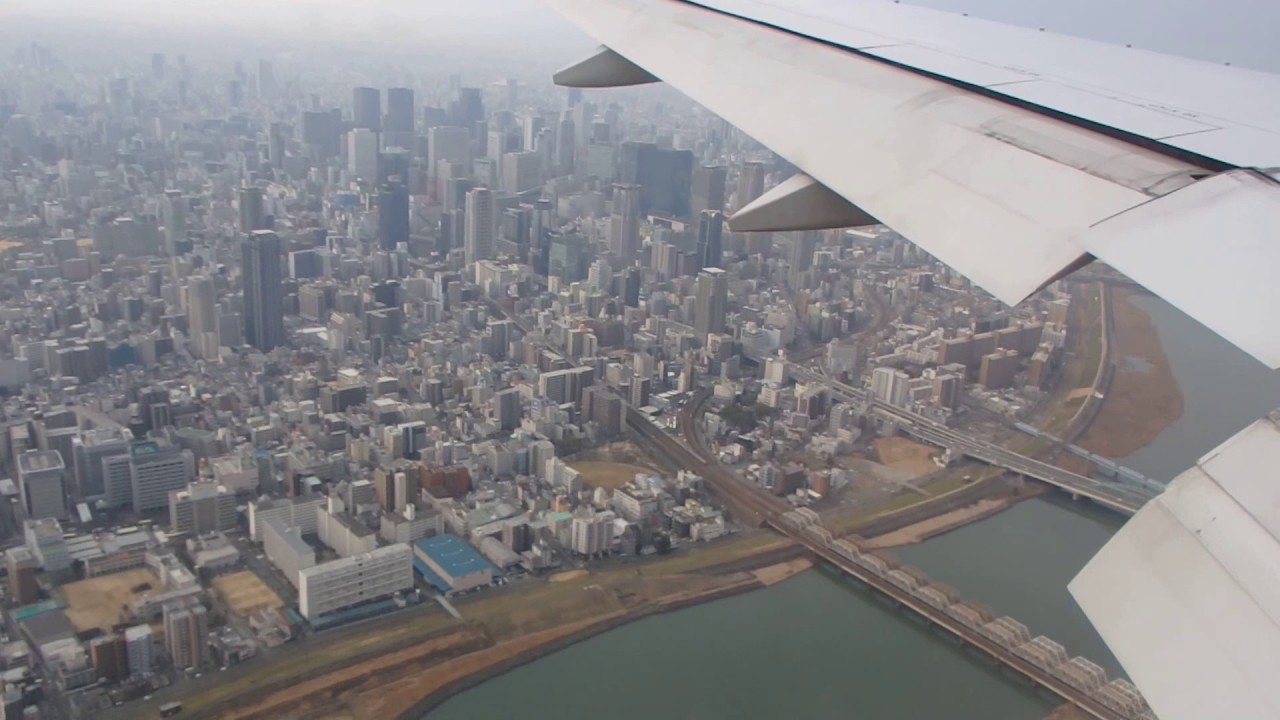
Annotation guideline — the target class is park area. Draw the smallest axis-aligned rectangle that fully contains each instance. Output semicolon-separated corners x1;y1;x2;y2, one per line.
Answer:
212;571;283;617
61;568;160;633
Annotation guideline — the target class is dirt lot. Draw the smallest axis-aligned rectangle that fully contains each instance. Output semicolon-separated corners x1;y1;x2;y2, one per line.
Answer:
1075;288;1184;458
568;461;659;490
213;571;284;617
871;437;940;477
61;568;161;632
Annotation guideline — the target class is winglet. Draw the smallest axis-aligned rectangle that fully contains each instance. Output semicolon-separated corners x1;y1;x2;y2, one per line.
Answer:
730;173;878;232
553;46;661;88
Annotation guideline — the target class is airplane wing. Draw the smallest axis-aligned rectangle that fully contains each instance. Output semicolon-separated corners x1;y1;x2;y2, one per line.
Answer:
543;1;1280;719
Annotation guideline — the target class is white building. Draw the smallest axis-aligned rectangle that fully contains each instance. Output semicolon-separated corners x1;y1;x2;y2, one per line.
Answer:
298;544;414;621
262;518;315;588
315;497;377;558
570;512;614;557
464;187;496;265
248;494;325;541
124;624;153;677
128;443;195;514
346;127;379;182
24;518;70;573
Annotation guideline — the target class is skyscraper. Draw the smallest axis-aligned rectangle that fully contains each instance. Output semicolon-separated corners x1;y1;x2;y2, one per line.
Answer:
427;126;471;200
556;112;576;175
346;128;379;182
696;210;725;271
385;87;415;147
161;190;186;255
464;187;496;266
789;230;819;286
378;182;410;251
452;87;485;133
618;142;694;217
17;451;66;521
610;183;641;263
242;230;284;352
736;161;766;210
352;86;381;131
694;268;729;340
186;274;219;359
691;164;727;233
238;186;267;234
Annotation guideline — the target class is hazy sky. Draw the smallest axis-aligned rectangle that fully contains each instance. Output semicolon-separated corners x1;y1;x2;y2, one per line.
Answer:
6;0;1280;72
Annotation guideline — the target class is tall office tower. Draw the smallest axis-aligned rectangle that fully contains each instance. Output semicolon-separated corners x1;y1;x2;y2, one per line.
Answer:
453;87;486;133
385;87;415;148
696;210;725;271
618;142;694;217
128;441;195;513
548;230;587;283
556;112;576;175
502;151;542;193
346;128;380;183
242;230;285;352
151;53;165;79
138;386;172;435
622;266;642;307
492;388;522;431
789;230;819;283
6;548;37;604
694;268;729;339
186;274;219;359
378;182;410;251
124;625;153;677
17;451;66;521
352;86;381;131
74;429;130;499
691;164;727;230
257;59;275;99
610;184;642;262
302;109;342;159
531;198;553;275
464;187;497;266
267;121;288;169
161;190;186;255
427;126;471;199
238;186;267;234
736;160;766;210
163;601;209;670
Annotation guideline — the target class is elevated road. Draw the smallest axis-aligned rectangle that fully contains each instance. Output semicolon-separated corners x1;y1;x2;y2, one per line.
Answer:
789;368;1150;515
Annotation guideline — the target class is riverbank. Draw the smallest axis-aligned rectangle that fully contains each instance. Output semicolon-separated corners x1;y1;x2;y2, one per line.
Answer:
864;490;1044;548
1072;288;1184;459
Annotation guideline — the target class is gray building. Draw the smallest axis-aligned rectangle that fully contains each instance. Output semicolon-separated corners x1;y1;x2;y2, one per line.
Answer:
169;483;237;535
17;450;66;521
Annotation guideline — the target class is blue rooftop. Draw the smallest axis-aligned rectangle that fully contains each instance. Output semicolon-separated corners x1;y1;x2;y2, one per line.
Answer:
413;534;496;588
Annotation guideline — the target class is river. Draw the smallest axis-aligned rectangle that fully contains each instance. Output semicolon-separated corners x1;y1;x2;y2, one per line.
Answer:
428;295;1280;719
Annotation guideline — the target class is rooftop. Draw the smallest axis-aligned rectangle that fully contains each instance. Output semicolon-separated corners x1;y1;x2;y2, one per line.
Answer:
18;450;64;474
414;534;496;580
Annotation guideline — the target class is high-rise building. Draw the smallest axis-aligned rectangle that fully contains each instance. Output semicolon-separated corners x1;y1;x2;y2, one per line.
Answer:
24;518;70;573
870;366;912;407
696;210;725;271
89;633;129;684
694;268;729;340
384;87;414;148
161;190;186;255
6;547;38;605
501;151;542;193
556;112;576;175
736;161;766;210
352;86;381;131
691;164;727;234
301;109;342;159
427;126;471;199
451;87;485;132
186;274;219;359
163;600;209;670
378;182;410;251
128;441;195;514
547;230;587;283
492;388;522;432
242;230;285;352
238;186;267;234
169;483;237;535
610;184;641;262
789;230;819;285
124;625;153;678
346;127;380;182
257;59;275;99
618;142;693;217
17;450;66;521
464;187;496;266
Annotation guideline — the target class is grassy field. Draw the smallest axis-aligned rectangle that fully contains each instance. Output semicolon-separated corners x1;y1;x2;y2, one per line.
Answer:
61;568;160;632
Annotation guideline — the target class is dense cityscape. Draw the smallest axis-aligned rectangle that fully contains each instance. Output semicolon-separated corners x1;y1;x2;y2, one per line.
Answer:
0;15;1182;720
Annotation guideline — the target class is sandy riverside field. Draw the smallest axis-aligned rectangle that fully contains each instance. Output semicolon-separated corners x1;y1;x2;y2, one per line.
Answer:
1074;288;1184;458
